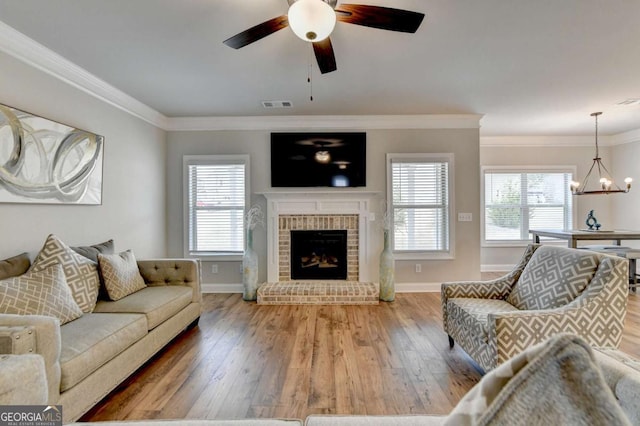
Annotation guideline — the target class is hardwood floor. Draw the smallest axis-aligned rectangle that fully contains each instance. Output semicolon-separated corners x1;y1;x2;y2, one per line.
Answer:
82;291;640;421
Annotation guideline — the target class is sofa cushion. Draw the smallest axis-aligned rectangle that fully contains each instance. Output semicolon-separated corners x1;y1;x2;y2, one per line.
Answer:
0;252;30;280
71;239;115;263
0;354;48;405
593;349;640;426
59;313;147;392
31;234;100;313
594;348;640;371
98;250;146;301
507;245;600;310
445;333;630;426
93;286;193;330
0;264;83;325
447;298;519;343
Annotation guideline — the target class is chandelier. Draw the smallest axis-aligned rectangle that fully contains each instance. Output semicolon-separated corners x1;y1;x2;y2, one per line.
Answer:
570;112;632;195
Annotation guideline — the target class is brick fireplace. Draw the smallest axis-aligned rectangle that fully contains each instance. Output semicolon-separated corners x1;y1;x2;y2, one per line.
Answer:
279;215;358;281
261;191;378;282
258;188;380;305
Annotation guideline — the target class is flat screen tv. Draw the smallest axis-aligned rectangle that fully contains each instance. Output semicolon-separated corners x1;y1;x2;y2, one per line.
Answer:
271;132;366;188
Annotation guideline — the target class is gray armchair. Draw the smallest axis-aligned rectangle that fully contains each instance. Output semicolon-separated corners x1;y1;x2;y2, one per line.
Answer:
442;244;629;371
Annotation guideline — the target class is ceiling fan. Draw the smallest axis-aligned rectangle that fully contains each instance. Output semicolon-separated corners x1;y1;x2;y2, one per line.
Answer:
223;0;425;74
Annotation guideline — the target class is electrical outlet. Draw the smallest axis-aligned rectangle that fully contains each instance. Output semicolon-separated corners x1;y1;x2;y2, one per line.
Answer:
415;264;422;273
211;264;218;274
458;212;473;222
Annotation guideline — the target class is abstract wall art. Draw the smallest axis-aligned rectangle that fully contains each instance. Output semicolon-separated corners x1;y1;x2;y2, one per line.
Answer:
0;104;103;205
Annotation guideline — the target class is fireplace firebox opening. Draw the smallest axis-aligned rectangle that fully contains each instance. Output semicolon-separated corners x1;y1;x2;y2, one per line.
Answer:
290;230;348;280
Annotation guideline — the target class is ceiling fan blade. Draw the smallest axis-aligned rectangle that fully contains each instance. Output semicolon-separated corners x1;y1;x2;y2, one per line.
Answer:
335;4;425;33
223;15;289;49
312;38;337;74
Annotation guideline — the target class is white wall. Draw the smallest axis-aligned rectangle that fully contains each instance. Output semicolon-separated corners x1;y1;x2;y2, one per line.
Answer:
167;128;481;288
0;51;167;259
612;140;640;249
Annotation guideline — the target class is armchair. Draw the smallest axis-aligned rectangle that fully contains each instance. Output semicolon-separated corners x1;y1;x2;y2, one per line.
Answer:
442;244;629;372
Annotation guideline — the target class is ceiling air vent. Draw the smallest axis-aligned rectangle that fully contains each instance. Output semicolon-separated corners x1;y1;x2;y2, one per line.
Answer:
616;98;640;106
261;100;293;109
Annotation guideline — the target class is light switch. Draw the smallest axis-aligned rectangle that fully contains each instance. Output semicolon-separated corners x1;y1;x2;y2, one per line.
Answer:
458;213;473;222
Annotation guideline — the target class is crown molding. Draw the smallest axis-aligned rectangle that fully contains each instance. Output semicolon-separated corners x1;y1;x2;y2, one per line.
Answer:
0;21;481;133
0;20;168;129
480;135;611;147
165;114;483;131
610;128;640;146
2;20;636;140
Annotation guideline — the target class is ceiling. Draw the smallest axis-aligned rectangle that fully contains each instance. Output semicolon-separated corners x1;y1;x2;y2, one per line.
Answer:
0;0;639;136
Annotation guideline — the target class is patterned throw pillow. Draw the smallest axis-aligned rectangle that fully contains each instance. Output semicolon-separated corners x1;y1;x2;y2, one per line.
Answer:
0;263;83;325
97;250;146;301
31;234;100;313
506;245;600;310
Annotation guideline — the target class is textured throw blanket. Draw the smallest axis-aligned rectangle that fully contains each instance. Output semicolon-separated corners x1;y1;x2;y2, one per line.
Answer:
445;333;631;425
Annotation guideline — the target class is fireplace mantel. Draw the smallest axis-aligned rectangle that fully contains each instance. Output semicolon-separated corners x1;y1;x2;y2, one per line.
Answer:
260;190;381;282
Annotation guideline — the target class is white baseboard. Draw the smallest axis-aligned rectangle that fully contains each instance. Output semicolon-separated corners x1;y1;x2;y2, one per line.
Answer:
201;283;243;293
481;264;514;272
395;282;441;293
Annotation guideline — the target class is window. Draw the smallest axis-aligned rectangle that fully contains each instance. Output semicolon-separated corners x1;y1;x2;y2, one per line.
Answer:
483;168;574;244
387;153;453;258
183;155;249;257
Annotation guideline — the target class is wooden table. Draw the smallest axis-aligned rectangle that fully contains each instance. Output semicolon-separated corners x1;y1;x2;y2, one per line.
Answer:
529;229;640;248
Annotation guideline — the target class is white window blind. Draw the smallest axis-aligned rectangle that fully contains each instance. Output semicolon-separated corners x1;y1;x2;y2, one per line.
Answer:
389;155;452;253
184;156;248;256
484;170;573;242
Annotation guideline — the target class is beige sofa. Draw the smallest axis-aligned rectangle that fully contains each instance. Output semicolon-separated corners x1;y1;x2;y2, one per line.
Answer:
0;258;202;423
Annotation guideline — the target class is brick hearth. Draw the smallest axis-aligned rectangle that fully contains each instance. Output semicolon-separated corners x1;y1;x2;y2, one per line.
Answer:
257;281;379;305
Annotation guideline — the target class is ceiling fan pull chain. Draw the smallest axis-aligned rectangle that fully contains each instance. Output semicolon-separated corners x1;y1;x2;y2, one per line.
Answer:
308;45;314;101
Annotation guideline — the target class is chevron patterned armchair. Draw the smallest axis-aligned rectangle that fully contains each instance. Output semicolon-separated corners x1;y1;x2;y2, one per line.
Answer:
442;244;629;372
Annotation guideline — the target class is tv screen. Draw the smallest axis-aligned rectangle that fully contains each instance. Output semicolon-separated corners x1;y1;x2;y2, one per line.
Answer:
271;132;366;188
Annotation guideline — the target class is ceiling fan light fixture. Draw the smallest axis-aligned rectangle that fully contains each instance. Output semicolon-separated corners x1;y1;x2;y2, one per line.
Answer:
288;0;336;42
